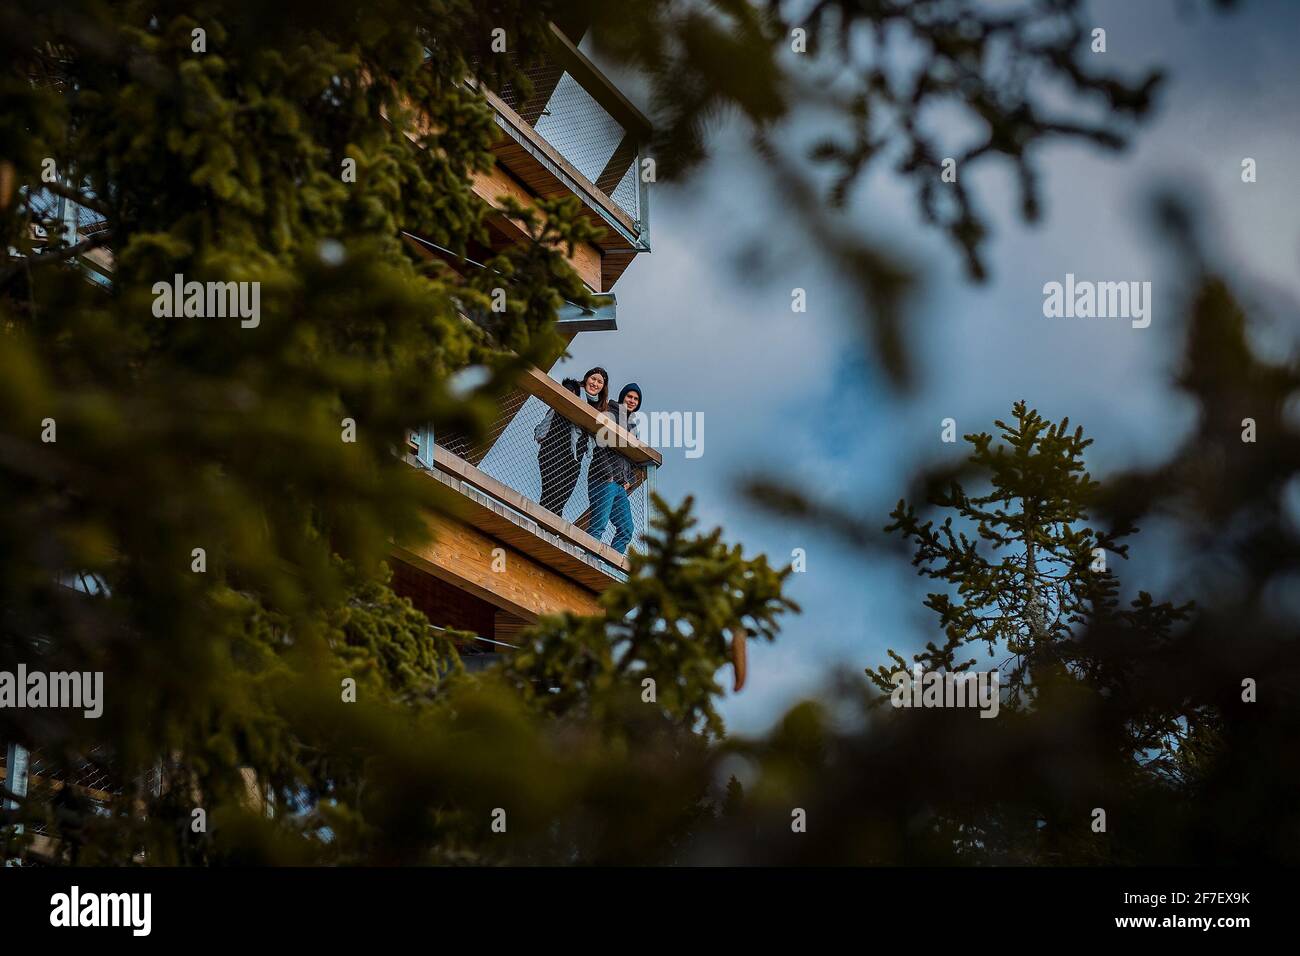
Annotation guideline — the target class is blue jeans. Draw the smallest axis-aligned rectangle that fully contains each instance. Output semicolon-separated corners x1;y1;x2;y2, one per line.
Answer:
588;481;635;553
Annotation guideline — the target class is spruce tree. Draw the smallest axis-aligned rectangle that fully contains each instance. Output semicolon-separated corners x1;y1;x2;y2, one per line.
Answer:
870;401;1190;707
505;495;798;740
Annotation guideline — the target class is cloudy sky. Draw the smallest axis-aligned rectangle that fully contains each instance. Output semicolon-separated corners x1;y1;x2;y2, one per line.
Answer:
555;0;1300;735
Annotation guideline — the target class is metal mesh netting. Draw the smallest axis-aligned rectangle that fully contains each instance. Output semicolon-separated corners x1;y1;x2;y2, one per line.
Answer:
25;186;109;236
609;163;640;229
25;747;117;796
3;744;162;837
6;746;159;797
475;52;643;227
435;389;655;556
488;60;563;117
533;74;624;185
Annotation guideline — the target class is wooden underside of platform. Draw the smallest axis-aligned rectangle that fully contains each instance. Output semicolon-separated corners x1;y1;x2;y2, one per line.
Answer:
393;509;603;623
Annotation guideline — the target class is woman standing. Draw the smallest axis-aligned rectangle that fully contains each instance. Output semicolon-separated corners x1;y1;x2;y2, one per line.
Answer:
535;366;608;516
586;383;642;554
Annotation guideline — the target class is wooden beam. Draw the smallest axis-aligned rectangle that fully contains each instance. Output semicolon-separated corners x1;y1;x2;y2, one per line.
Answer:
392;522;600;621
550;13;590;47
518;367;662;467
394;510;604;620
420;470;625;588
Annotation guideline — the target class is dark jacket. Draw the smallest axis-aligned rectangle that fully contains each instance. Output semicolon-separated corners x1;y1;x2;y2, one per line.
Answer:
612;384;644;487
589;400;642;490
536;377;595;460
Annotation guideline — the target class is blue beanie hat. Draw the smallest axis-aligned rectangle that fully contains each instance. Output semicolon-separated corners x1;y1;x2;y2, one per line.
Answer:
618;383;642;406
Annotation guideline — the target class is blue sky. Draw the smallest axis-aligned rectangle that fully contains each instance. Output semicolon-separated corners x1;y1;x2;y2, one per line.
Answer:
556;0;1300;736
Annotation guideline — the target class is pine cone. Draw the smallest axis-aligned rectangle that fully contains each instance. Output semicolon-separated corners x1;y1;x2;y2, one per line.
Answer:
731;627;748;692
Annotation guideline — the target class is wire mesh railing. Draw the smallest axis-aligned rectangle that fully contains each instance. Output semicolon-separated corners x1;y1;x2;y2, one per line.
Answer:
24;185;109;237
2;743;162;838
474;47;647;235
532;73;640;222
9;746;160;797
428;386;656;557
26;747;120;798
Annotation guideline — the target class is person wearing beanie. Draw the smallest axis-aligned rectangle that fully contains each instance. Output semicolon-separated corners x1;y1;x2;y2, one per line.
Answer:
586;382;643;554
618;383;641;416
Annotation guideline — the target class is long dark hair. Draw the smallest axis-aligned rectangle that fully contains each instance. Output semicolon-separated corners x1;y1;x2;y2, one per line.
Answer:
582;366;610;412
